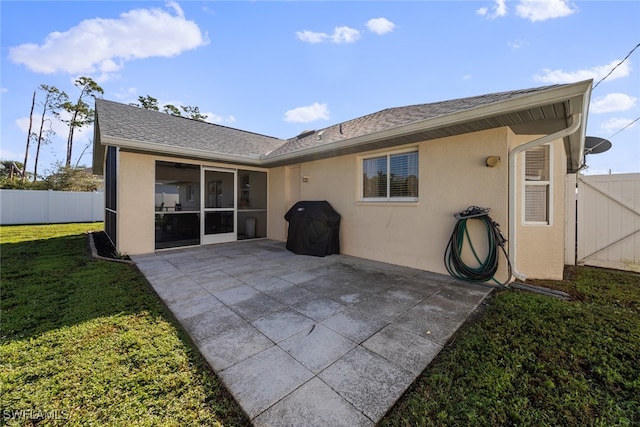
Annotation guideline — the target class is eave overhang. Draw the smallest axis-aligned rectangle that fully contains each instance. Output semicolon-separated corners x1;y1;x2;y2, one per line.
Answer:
93;80;592;172
262;80;592;170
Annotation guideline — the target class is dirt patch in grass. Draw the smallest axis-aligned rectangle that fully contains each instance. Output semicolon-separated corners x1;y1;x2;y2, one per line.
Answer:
91;230;131;260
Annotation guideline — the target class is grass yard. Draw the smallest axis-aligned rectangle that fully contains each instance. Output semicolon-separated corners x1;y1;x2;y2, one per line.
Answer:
1;223;250;426
1;224;638;426
381;267;640;426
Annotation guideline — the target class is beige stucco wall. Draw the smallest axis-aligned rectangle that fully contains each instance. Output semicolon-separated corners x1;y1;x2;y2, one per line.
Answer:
273;127;569;280
267;166;287;242
279;128;512;281
114;125;569;279
511;131;568;280
117;151;156;255
116;152;270;255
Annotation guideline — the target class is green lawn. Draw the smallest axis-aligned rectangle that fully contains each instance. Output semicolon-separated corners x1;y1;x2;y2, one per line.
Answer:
381;267;640;426
1;224;638;426
1;223;250;426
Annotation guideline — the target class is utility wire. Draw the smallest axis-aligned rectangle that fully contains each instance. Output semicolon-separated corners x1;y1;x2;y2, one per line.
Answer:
607;115;640;140
585;115;639;155
586;43;640;153
593;42;640;90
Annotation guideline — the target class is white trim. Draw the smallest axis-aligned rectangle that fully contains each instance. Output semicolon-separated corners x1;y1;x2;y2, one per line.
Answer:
359;147;419;203
201;166;237;245
522;144;554;226
265;81;593;166
508;113;583;281
102;135;263;166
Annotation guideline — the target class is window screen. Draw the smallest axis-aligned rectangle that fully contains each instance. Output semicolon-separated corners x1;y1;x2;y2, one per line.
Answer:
524;145;550;223
390;152;418;198
525;146;550;181
363;156;387;198
363;150;418;200
525;186;548;222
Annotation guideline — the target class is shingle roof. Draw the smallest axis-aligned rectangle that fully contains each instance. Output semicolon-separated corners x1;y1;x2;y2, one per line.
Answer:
95;99;286;158
267;85;558;158
96;82;586;167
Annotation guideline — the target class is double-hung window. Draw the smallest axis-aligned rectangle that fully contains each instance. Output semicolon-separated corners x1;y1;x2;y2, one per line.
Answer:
523;145;552;224
362;149;418;201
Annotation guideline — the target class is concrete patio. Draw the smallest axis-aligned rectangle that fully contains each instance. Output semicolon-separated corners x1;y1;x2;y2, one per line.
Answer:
131;240;493;426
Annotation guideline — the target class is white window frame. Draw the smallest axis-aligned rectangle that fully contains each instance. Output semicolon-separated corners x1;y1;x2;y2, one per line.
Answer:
186;183;195;202
522;144;553;225
360;147;419;202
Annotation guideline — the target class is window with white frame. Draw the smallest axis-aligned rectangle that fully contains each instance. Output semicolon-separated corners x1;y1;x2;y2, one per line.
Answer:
362;149;418;201
524;145;552;224
186;183;195;202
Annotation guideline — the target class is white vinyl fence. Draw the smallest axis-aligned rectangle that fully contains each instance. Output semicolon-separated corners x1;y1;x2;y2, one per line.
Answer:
0;189;104;225
574;173;640;272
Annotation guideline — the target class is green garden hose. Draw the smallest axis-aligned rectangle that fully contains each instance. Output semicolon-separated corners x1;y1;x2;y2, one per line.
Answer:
444;207;512;286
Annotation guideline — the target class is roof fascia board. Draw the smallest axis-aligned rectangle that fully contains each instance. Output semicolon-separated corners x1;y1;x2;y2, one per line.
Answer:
571;82;592;170
264;81;592;165
92;120;105;175
100;135;263;166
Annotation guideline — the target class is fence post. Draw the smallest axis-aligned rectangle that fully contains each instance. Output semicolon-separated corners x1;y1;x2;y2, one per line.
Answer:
565;173;577;266
48;189;54;224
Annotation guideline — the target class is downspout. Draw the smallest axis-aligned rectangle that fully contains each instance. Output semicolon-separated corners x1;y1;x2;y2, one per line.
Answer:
508;113;582;281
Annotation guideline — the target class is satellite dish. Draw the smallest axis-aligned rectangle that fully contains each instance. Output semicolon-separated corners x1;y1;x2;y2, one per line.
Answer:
585;136;612;155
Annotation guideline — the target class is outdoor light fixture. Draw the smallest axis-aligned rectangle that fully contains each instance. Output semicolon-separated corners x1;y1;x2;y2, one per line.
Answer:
485;156;500;167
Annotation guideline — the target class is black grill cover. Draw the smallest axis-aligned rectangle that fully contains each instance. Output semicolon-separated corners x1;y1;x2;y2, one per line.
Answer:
284;201;340;256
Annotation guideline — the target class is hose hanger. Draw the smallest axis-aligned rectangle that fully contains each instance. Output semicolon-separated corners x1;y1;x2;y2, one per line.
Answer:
444;206;512;287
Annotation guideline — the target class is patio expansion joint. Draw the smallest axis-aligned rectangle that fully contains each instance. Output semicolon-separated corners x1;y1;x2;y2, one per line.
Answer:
250;370;378;425
136;241;493;425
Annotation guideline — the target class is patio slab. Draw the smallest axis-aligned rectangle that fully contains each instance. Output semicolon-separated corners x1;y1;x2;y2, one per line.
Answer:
132;239;493;425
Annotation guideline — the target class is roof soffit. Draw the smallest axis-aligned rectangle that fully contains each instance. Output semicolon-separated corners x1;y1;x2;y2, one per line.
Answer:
94;80;591;169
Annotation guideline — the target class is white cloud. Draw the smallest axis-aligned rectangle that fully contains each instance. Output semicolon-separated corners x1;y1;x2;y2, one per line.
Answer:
125;96;234;125
296;26;360;44
296;30;329;44
114;87;138;100
478;0;576;21
332;26;360;43
366;18;396;35
590;93;637;114
8;3;209;77
284;103;330;123
0;148;23;162
476;0;507;19
1;87;7;94
462;74;472;80
534;60;631;84
16;114;68;139
15;109;93;167
600;117;636;133
204;113;236;125
515;0;578;22
508;39;529;50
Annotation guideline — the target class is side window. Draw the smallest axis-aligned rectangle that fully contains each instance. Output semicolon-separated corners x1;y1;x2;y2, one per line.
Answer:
524;145;552;224
362;150;418;201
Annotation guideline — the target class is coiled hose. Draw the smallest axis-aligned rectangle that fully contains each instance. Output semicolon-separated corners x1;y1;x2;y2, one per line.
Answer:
444;209;512;286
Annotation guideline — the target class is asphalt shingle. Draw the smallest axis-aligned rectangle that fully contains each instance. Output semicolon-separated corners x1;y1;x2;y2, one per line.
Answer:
95;99;286;158
96;84;558;161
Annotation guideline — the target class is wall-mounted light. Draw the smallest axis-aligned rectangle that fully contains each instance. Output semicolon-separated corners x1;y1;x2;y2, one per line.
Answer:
302;176;309;182
485;156;500;167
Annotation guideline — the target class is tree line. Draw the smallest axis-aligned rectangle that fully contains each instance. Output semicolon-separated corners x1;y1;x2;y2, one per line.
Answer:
2;80;207;191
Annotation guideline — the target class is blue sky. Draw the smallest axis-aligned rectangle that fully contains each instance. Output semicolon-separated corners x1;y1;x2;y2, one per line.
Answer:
1;1;639;176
